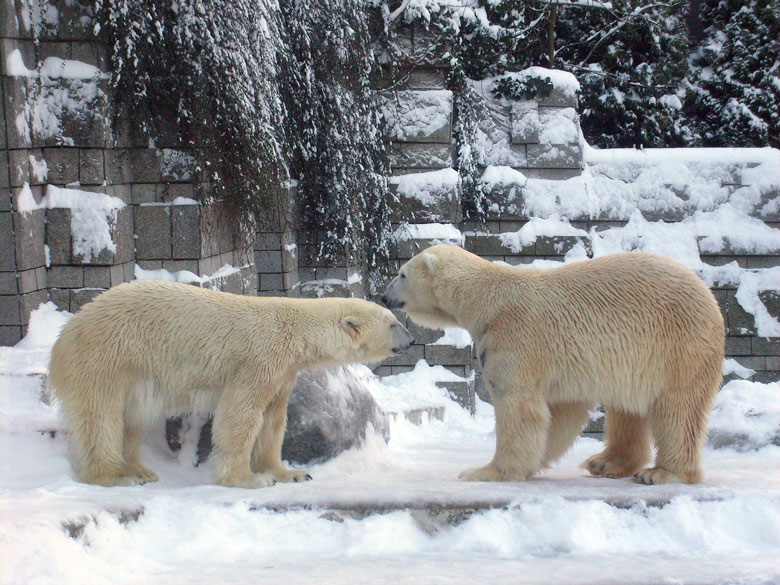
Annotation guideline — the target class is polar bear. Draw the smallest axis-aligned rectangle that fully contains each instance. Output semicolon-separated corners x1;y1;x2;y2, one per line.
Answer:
50;280;413;488
382;245;724;484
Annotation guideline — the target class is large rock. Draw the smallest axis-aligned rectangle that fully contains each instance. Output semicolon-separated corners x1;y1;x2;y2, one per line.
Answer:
166;365;389;465
282;366;390;464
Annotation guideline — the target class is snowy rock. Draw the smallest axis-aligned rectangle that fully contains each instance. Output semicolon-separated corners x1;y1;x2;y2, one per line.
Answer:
282;367;390;464
168;366;390;466
708;380;780;450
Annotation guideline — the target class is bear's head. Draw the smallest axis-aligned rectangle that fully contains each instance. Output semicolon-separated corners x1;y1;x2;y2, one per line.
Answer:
381;244;461;330
335;299;414;364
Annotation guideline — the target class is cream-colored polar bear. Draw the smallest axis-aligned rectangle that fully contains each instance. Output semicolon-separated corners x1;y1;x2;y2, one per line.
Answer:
383;245;724;485
50;280;413;488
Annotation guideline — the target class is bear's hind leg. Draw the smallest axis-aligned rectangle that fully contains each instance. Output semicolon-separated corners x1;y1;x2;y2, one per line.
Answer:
637;383;715;485
250;376;312;484
69;373;142;486
583;407;651;479
543;402;592;467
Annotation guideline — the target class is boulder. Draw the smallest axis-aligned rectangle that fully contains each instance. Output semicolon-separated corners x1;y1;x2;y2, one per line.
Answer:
165;365;389;465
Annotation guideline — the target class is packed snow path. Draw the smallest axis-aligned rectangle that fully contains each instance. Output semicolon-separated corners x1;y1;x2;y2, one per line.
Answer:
2;309;780;585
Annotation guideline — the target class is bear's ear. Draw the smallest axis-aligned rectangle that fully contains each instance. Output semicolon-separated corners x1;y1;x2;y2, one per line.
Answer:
421;252;439;274
341;316;360;336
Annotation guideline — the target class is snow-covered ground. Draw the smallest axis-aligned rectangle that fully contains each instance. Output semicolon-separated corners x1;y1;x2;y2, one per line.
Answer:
1;305;779;585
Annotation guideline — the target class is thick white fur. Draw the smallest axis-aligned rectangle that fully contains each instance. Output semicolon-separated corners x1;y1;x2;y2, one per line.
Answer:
384;245;724;485
50;280;408;488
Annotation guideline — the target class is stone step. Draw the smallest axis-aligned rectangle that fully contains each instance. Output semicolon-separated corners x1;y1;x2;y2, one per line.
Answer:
389;406;446;425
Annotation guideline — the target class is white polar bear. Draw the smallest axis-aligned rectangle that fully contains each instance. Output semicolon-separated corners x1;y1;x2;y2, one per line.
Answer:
49;280;413;488
383;245;724;485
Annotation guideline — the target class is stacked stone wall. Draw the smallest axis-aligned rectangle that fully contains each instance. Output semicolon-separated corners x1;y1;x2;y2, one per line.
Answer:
2;1;778;397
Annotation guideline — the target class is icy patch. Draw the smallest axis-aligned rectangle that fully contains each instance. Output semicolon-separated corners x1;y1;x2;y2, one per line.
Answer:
708;381;780;451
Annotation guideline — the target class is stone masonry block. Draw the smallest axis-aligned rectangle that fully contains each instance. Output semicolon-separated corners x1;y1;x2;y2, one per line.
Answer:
19;289;47;325
725;336;752;356
389;143;452;170
45;207;72;265
79;149;105;185
407;321;444;345
131;184;156;205
535;235;589;256
70;288;101;313
83;266;111;289
758;290;780;321
0;325;23;346
726;290;757;336
7;148;31;187
439;380;475;414
47;266;83;289
755;371;780;383
172;203;200;259
13;208;45;271
3;77;31;148
134;204;172;260
511;101;540;145
752;337;780;356
256;232;283;251
128;149;162;183
0;294;21;325
425;344;472;366
17;267;39;294
260;273;284;291
0;212;17;271
380;344;424;367
0;150;10;191
526;144;582;169
0;272;17;295
43;148;79;185
256;250;283;274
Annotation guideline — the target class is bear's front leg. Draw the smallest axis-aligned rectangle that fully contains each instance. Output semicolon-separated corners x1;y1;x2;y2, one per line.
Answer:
212;382;278;488
460;386;550;482
250;375;312;484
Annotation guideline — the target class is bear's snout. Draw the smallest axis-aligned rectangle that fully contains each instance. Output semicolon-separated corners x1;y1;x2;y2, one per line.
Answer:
391;322;414;354
381;295;404;309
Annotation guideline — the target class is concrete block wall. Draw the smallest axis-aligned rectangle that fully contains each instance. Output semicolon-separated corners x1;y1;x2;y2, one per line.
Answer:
0;0;258;342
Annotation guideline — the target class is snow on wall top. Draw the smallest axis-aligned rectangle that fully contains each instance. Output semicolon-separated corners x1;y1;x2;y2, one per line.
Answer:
5;49;105;80
381;90;452;142
503;66;581;98
390;168;459;205
18;184;126;262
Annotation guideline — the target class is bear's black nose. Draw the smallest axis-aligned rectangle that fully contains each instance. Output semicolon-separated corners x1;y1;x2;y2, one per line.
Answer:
381;295;389;306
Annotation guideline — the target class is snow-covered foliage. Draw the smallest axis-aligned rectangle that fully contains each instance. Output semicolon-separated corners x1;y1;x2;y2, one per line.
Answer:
379;0;778;149
279;0;393;283
97;0;394;285
687;0;780;148
97;0;288;230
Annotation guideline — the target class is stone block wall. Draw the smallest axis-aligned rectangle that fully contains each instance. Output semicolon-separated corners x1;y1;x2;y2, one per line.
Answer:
2;2;778;404
0;0;257;343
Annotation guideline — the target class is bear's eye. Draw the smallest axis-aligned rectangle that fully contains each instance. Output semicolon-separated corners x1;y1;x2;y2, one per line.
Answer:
400;273;406;279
